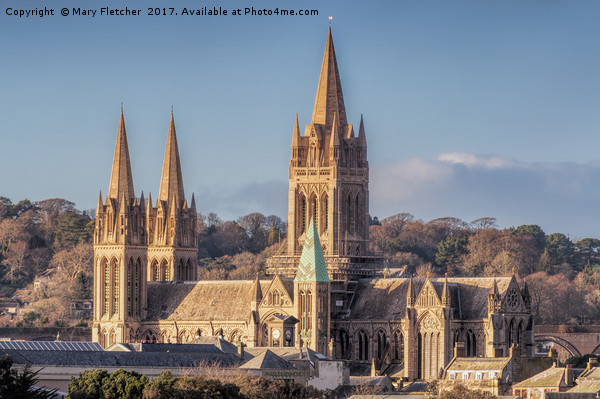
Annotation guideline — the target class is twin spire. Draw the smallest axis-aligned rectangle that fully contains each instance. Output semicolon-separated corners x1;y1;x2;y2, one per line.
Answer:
106;108;187;207
107;110;135;202
158;113;185;203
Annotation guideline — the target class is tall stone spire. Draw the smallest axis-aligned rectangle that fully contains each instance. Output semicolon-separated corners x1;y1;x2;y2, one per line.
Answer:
294;217;330;283
107;110;135;201
291;113;301;148
158;113;185;203
311;27;347;127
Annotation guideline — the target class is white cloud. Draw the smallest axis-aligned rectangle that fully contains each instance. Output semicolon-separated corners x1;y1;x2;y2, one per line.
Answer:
371;154;600;238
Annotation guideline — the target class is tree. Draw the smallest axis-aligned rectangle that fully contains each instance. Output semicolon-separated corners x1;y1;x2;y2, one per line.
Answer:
69;369;147;399
436;385;496;399
470;217;497;231
544;233;575;273
53;211;92;250
435;235;469;275
0;356;57;399
574;238;600;269
513;224;546;248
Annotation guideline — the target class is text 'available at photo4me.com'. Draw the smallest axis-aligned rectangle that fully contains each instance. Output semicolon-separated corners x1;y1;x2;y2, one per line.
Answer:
4;4;320;18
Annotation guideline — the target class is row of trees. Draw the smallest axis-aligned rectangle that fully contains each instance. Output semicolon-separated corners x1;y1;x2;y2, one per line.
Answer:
68;368;332;399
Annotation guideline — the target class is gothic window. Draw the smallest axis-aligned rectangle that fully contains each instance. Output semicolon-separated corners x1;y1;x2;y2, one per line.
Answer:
152;259;159;281
355;194;360;234
100;328;107;347
112;259;119;316
376;330;386;361
518;320;524;349
306;290;312;331
178;259;184;281
102;258;109;316
311;194;318;230
127;258;133;317
393;330;404;362
346;194;352;234
466;330;477;357
358;330;369;361
186;259;192;280
109;329;116;346
338;329;350;359
300;195;307;235
161;259;169;281
135;258;141;316
323;194;328;232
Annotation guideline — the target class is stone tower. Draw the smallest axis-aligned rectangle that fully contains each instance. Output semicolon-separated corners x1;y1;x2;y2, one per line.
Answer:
294;217;331;354
146;113;198;282
92;110;147;347
268;27;381;316
287;27;369;258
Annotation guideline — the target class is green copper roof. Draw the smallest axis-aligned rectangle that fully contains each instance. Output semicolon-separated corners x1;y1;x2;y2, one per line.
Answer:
294;217;330;283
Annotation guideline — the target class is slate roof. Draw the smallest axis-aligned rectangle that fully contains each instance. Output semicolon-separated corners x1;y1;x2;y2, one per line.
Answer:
239;349;294;370
146;280;269;321
568;380;600;393
2;348;241;368
348;277;512;321
245;346;321;364
445;357;511;372
512;366;570;388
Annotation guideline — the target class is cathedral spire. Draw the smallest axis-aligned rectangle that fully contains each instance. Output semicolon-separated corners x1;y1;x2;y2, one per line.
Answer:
311;27;347;127
158;113;185;204
294;217;330;282
107;110;135;202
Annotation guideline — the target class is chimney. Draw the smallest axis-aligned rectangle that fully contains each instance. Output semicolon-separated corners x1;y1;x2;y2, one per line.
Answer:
565;364;574;386
236;338;245;360
549;348;558;365
587;357;599;369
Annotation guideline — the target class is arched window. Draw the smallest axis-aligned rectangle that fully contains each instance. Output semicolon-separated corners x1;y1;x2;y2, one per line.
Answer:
355;194;360;234
127;258;133;316
178;259;184;281
109;329;116;346
300;195;307;235
101;258;109;316
111;258;119;316
466;330;477;357
338;329;350;359
134;258;141;316
100;328;107;347
322;194;329;232
393;330;404;362
358;330;369;361
161;259;169;281
376;330;387;361
311;194;318;229
152;259;159;282
186;259;193;280
346;193;352;233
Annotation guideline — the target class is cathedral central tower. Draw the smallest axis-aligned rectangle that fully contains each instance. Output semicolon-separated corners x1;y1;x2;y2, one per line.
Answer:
287;27;370;259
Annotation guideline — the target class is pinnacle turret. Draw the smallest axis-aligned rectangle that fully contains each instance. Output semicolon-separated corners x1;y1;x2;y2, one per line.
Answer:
292;113;301;148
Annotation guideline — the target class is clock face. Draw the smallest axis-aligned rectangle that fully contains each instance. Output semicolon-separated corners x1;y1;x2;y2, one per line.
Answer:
507;288;519;310
272;329;280;339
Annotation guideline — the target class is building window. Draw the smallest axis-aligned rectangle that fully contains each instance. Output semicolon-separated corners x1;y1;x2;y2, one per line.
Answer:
489;372;497;379
462;373;469;380
449;373;456;380
475;372;482;380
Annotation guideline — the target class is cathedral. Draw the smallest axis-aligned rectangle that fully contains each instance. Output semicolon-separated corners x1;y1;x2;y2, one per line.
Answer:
92;27;535;380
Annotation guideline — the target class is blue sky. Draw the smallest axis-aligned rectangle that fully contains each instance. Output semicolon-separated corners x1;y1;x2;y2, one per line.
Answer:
1;0;600;238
